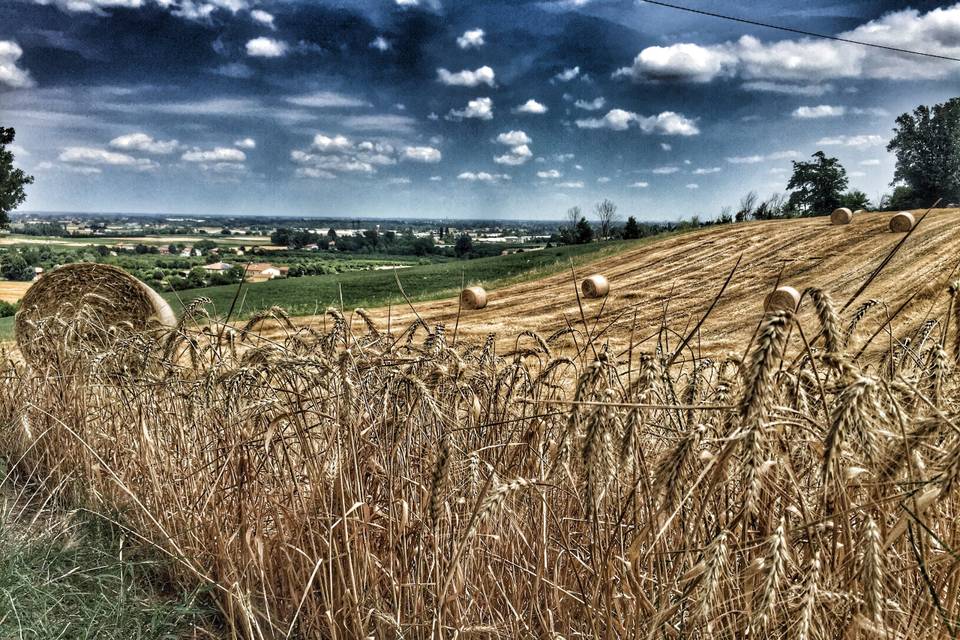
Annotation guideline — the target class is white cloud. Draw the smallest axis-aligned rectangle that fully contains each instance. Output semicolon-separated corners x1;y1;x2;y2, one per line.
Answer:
556;181;584;188
652;166;679;174
296;167;336;179
849;171;867;177
403;146;442;163
250;9;274;28
860;158;881;166
437;66;495;87
574;97;606;111
537;169;561;179
429;176;442;181
457;28;485;49
742;81;833;96
396;0;418;4
494;144;533;166
286;91;370;108
109;132;179;154
342;114;418;133
792;105;846;119
458;171;509;183
59;146;158;171
370;36;391;52
597;176;610;183
693;166;721;175
554;66;580;82
388;177;412;185
496;130;532;146
726;150;799;164
234;137;256;149
0;41;34;88
660;142;672;151
815;134;885;148
312;133;352;151
181;147;247;163
629;181;649;188
446;97;493;121
245;37;287;58
555;153;575;162
291;150;374;174
575;109;699;135
686;183;699;189
514;99;548;114
617;43;736;83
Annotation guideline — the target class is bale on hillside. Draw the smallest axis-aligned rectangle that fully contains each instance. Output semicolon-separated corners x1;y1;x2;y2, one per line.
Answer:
764;285;801;313
890;211;915;232
15;263;176;365
581;274;610;299
830;207;853;225
460;286;488;310
853;209;866;215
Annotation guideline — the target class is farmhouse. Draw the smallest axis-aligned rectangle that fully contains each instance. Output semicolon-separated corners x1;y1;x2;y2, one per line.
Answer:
203;261;234;273
244;262;288;282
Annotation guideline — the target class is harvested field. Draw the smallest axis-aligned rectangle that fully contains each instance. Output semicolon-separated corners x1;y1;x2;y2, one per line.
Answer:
312;208;960;353
0;280;30;303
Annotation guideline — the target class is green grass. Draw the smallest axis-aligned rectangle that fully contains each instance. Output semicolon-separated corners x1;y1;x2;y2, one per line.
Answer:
163;237;665;318
0;498;214;639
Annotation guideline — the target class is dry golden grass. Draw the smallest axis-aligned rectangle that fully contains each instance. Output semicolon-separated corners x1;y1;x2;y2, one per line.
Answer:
0;280;31;303
2;211;960;638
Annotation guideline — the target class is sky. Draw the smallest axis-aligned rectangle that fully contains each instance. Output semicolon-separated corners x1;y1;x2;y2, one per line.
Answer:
1;0;958;221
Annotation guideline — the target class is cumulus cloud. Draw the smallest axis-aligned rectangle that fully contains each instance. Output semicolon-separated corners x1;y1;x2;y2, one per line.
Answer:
458;171;509;183
514;99;548;114
234;137;256;149
446;97;493;121
457;28;485;49
181;147;247;163
295;167;336;179
495;144;532;166
574;97;606;111
693;166;722;175
370;36;391;52
792;105;846;118
250;9;274;27
597;176;611;183
109;132;179;154
59;146;158;171
311;133;352;151
686;183;699;189
0;41;34;88
245;37;287;58
617;5;960;84
537;169;561;179
616;43;736;83
652;166;679;174
554;66;580;82
660;143;672;151
575;109;699;135
496;130;532;146
815;134;885;148
403;146;442;163
291;150;374;174
436;66;495;87
556;181;584;188
629;181;649;188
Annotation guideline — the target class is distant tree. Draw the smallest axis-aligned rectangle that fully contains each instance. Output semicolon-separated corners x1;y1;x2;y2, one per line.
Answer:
564;205;582;230
454;233;473;258
0;127;33;227
887;98;960;208
837;190;871;211
735;191;758;222
575;217;593;244
412;236;435;256
752;193;788;220
594;199;619;239
220;228;232;235
786;151;848;216
886;185;918;211
0;254;34;281
622;215;641;239
194;239;217;253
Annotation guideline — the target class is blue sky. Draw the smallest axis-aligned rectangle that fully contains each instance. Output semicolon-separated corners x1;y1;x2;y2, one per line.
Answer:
1;0;958;220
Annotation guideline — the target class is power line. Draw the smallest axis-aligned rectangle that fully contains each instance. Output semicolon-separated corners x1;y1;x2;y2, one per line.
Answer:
640;0;960;63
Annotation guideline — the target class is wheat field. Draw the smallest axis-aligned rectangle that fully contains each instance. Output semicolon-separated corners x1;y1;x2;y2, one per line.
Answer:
2;211;960;638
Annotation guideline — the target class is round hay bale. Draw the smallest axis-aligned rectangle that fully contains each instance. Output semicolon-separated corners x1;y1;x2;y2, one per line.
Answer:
830;207;853;225
889;211;915;232
581;274;610;299
15;263;176;365
853;209;866;216
764;286;801;313
460;286;487;310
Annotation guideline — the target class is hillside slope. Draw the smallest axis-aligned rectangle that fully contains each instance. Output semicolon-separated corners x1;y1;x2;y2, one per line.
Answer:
343;208;960;354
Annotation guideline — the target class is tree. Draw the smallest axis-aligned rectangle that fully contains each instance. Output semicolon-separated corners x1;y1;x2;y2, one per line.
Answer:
454;233;473;258
575;217;593;244
594;199;619;239
622;216;641;239
564;205;582;230
887;98;960;208
735;191;758;222
837;190;871;211
0;254;34;281
0;127;33;227
786;151;848;216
